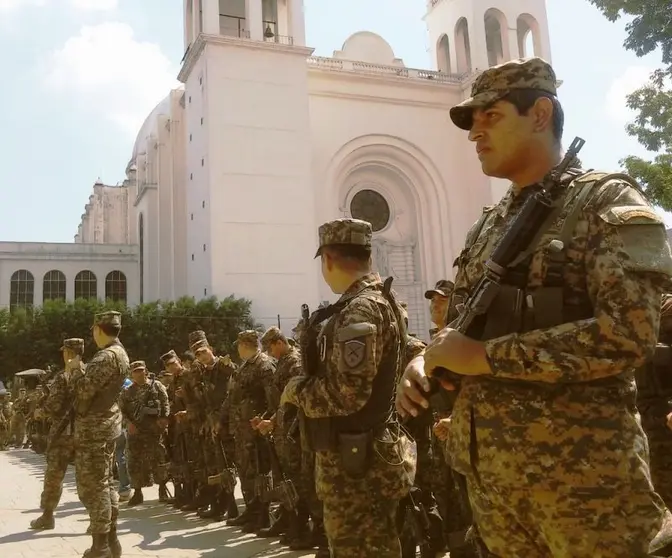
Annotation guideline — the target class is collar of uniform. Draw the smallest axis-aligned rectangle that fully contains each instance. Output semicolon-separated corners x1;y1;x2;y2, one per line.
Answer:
339;272;382;301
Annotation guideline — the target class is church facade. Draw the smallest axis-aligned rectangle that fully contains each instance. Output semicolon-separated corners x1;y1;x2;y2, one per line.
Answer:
0;0;552;339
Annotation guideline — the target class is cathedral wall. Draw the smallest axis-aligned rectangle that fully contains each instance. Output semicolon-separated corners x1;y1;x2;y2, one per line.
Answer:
308;68;492;339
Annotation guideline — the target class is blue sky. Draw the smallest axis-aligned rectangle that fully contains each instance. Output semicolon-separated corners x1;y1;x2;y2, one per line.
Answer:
0;0;664;242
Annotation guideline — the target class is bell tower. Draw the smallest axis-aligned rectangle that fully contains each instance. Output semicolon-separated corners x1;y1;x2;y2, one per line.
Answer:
178;0;319;329
424;0;552;74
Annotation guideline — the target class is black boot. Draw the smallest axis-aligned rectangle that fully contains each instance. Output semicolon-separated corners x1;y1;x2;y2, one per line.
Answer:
225;491;239;520
82;533;112;558
158;483;169;502
228;498;258;527
181;485;204;511
29;509;55;530
243;502;269;534
198;489;223;520
127;489;143;507
257;506;289;538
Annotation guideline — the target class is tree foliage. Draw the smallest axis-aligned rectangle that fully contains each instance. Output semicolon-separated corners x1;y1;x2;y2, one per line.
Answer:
587;0;672;209
0;296;258;385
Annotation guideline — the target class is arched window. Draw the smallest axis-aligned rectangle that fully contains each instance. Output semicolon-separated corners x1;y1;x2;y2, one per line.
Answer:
455;18;472;73
517;14;541;57
43;270;66;302
437;35;451;73
105;270;127;303
484;9;509;67
139;213;144;304
10;269;34;310
74;270;98;300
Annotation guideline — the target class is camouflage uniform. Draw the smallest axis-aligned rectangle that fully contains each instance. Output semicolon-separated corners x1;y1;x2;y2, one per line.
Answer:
74;311;129;557
445;57;672;557
30;339;82;530
10;388;28;446
0;383;11;449
119;360;170;498
283;219;416;557
188;330;238;520
638;295;672;510
225;330;279;530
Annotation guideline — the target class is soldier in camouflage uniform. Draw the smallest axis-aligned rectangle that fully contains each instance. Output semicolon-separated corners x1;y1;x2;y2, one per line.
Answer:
225;330;279;533
397;57;672;557
0;382;12;449
255;326;317;546
29;338;83;531
282;218;416;557
638;294;672;510
10;387;28;447
161;350;191;508
74;311;129;558
187;330;239;521
119;360;170;506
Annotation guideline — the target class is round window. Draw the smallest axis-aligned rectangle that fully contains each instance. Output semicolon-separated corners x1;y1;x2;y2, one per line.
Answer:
350;189;391;232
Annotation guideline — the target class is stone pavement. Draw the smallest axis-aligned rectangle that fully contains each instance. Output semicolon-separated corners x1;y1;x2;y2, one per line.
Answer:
0;449;316;558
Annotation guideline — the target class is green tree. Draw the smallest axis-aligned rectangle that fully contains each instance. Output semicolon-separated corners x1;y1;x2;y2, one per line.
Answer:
0;296;259;384
587;0;672;209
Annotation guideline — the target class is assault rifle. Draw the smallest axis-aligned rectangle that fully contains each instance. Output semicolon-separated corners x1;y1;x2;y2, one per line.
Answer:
404;487;435;558
431;136;585;384
207;440;237;493
264;434;299;510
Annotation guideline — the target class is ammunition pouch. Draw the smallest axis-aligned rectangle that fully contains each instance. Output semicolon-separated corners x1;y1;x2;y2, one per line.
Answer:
339;431;372;479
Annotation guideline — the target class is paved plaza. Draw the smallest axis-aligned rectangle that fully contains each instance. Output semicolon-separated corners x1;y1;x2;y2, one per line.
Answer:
0;449;316;558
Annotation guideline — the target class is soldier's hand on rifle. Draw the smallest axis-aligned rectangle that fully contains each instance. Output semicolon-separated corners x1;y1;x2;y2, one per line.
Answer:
666;412;672;432
250;415;262;429
257;419;274;436
433;417;451;441
424;328;491;378
128;423;137;435
396;356;432;418
174;410;187;421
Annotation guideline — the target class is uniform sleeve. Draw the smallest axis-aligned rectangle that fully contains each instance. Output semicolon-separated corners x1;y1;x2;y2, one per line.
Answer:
259;359;280;415
295;298;383;417
485;181;672;383
119;389;134;422
158;382;170;418
43;375;69;419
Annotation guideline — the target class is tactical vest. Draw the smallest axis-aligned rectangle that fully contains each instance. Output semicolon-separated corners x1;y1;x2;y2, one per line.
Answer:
460;171;644;346
303;282;404;451
84;342;128;415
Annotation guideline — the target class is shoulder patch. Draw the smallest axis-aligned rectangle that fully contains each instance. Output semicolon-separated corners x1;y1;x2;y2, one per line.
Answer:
342;339;366;368
599;205;663;226
336;322;375;343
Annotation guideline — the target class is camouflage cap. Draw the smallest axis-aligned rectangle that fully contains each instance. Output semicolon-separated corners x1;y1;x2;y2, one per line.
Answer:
237;330;260;347
189;330;208;352
314;218;372;258
93;310;122;328
130;360;146;371
424;279;455;300
160;349;179;365
449;57;557;130
261;326;285;348
60;338;84;352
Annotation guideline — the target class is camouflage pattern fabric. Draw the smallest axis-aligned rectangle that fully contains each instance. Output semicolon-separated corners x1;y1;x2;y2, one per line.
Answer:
450;57;557;130
0;395;10;449
73;324;129;535
119;379;170;488
284;271;416;556
445;171;672;555
314;217;372;257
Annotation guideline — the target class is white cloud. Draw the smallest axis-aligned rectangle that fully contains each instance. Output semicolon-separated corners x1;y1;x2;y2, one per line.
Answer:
605;65;653;123
68;0;117;10
42;22;180;137
0;0;46;11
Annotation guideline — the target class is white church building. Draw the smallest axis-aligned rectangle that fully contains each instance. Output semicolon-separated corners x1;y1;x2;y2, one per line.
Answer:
0;0;552;338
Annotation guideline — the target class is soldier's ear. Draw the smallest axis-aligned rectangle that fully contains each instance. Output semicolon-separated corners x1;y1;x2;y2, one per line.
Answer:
531;97;553;133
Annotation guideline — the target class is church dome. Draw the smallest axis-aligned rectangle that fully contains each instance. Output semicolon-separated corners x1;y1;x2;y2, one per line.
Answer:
129;93;173;164
334;31;403;66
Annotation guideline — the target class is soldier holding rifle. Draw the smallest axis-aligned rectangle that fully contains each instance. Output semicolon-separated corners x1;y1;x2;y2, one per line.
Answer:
396;57;672;557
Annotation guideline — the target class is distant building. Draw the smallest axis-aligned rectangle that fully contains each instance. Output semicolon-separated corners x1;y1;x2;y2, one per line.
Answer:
0;0;553;337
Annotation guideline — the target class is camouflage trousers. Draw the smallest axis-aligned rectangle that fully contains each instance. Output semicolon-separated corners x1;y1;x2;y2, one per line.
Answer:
642;414;672;510
202;431;235;477
274;431;317;516
127;430;168;488
0;422;10;448
40;435;75;510
234;426;270;504
467;476;665;557
10;415;26;445
75;438;118;534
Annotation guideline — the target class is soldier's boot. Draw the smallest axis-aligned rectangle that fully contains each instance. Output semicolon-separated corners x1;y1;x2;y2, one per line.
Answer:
126;489;143;507
158;483;169;502
257;505;289;538
286;512;312;548
82;533;112;558
107;523;122;558
29;509;55;530
225;491;239;520
251;503;270;534
279;510;303;545
181;485;206;511
241;501;263;533
227;500;257;527
315;548;331;558
198;490;223;520
312;520;330;555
